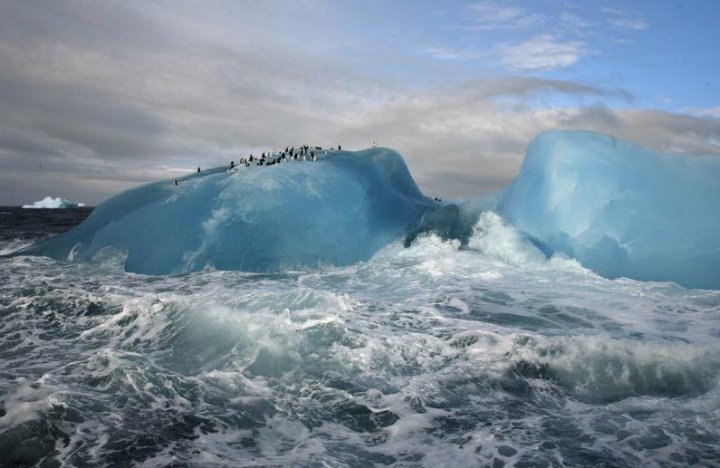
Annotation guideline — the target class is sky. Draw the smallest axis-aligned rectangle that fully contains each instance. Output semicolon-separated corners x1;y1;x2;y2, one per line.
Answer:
1;0;719;206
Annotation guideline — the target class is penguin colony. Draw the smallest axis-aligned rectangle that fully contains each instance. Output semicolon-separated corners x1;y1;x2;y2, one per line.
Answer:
228;144;341;171
179;145;443;202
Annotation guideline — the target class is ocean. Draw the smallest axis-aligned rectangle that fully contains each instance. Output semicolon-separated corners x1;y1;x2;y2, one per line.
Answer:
1;207;719;467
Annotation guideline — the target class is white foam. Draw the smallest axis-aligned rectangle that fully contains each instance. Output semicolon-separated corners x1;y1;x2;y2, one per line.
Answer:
2;222;720;466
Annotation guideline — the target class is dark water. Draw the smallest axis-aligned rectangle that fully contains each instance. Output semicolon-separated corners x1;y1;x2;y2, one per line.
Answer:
1;209;720;467
0;207;92;244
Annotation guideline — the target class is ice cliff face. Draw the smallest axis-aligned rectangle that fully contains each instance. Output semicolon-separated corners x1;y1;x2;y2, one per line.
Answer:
21;148;433;274
499;131;720;289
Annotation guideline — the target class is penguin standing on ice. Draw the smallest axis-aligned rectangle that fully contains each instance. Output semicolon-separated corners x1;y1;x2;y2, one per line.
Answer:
311;151;317;162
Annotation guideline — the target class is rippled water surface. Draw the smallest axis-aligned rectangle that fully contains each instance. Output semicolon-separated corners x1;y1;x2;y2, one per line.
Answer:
1;208;719;467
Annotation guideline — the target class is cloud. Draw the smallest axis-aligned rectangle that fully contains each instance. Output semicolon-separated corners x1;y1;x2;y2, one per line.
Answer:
467;2;546;30
559;12;591;32
435;5;646;72
424;47;467;60
0;0;389;204
603;7;648;31
458;77;632;101
0;1;712;206
500;34;586;70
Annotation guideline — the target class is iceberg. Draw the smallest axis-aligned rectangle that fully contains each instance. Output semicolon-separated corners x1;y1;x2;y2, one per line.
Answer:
19;149;433;274
498;130;720;289
12;132;720;288
22;196;85;209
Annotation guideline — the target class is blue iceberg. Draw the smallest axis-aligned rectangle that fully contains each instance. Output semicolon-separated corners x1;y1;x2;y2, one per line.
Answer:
498;131;720;289
20;149;433;274
13;132;720;289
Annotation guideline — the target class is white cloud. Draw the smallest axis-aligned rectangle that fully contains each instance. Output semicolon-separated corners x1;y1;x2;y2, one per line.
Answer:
603;7;649;31
468;1;546;30
500;34;585;71
611;17;648;31
559;12;590;31
424;46;465;60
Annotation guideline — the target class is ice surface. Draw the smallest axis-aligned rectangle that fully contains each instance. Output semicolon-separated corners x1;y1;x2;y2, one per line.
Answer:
21;149;433;274
499;130;720;289
22;196;85;209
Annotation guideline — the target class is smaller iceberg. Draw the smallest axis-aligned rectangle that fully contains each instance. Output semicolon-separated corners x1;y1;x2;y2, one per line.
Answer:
498;130;720;289
22;196;85;209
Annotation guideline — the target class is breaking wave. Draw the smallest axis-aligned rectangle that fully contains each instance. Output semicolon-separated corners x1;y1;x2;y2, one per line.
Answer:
2;210;719;466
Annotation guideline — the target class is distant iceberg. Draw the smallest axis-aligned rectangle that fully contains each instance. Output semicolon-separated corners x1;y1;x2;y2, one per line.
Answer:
22;196;85;209
13;132;720;288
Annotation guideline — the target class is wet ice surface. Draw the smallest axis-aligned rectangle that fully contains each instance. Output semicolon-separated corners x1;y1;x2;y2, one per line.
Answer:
1;212;719;467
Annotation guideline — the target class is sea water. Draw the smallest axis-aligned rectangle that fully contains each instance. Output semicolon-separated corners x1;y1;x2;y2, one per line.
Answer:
1;208;719;466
